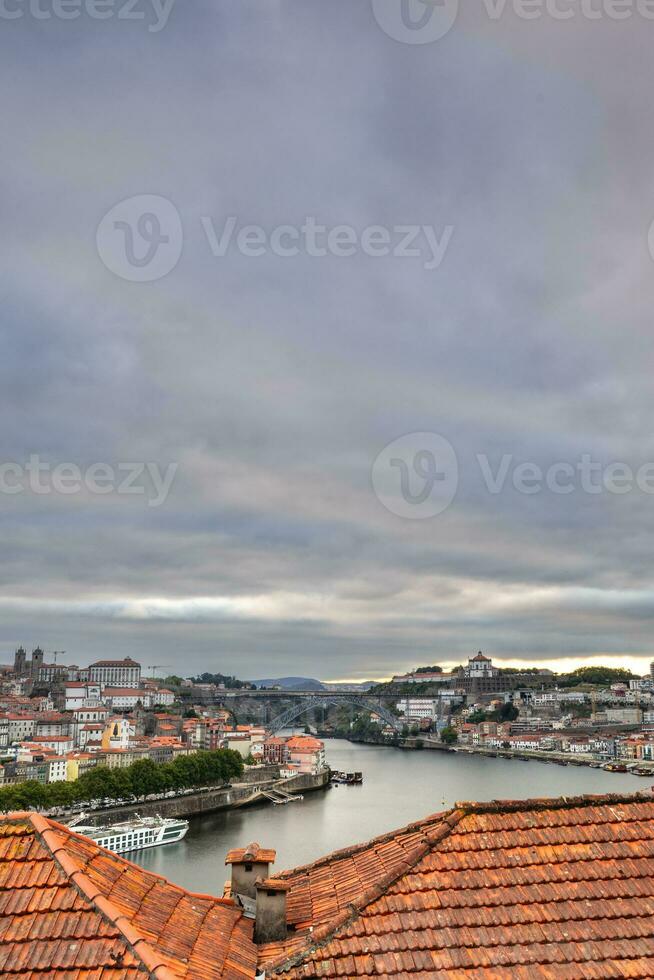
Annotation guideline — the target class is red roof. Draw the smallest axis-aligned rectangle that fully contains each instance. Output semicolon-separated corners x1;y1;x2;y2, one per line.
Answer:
89;659;140;668
0;812;256;979
226;842;277;865
259;792;654;977
285;736;323;751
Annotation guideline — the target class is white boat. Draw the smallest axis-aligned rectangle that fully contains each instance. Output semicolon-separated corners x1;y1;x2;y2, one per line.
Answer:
70;814;189;854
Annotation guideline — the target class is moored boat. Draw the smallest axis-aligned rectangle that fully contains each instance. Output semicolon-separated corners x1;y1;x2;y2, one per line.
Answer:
70;814;189;854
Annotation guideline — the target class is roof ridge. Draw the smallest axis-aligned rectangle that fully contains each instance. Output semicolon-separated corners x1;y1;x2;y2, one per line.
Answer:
29;813;181;980
452;790;654;814
39;814;240;908
265;809;468;974
272;806;458;881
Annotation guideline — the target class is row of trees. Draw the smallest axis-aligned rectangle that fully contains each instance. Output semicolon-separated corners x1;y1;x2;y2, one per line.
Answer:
0;748;244;814
193;672;255;690
558;666;635;687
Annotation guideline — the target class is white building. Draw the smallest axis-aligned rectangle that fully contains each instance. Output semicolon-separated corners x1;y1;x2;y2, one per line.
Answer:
6;715;37;743
102;687;151;709
88;658;141;689
151;688;175;706
47;758;68;782
30;735;74;756
64;682;102;711
395;697;440;722
392;671;451;685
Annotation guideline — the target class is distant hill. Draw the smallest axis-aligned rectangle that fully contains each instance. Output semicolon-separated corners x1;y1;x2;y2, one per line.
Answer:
250;676;326;691
323;681;376;692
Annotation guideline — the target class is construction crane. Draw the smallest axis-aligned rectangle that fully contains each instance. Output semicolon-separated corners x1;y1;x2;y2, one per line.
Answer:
148;665;170;678
53;651;65;665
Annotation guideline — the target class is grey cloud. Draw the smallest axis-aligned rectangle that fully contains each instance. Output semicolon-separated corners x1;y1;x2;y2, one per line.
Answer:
1;2;654;678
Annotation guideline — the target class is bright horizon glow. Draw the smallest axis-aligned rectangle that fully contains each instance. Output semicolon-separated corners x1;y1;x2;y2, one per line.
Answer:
328;654;654;685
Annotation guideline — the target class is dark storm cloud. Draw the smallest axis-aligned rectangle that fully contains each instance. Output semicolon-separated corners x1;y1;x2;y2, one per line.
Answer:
1;0;654;678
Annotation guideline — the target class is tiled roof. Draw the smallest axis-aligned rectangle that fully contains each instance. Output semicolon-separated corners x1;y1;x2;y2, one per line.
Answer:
261;792;654;978
226;843;277;865
0;812;257;979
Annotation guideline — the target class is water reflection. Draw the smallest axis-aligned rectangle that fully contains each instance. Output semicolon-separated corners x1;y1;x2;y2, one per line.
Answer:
130;739;650;894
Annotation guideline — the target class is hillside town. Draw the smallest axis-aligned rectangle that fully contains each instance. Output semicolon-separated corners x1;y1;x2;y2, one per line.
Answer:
5;646;654;798
385;652;654;770
0;648;326;793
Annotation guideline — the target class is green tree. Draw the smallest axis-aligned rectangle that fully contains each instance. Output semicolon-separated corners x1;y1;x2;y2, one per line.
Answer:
497;702;519;722
558;666;635;688
76;766;118;801
467;710;488;724
440;727;458;745
129;759;164;798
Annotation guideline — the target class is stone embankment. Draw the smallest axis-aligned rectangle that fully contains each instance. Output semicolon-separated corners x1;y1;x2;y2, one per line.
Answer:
419;740;654;773
74;766;331;824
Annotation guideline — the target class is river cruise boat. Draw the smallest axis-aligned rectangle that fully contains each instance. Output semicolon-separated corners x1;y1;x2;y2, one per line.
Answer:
70;815;189;854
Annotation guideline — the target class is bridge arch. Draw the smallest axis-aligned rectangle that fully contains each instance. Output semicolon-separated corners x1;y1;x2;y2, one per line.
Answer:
267;695;402;736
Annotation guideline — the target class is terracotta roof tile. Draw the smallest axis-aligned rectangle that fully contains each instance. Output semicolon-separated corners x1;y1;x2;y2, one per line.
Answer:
226;843;277;865
260;792;654;978
0;812;257;979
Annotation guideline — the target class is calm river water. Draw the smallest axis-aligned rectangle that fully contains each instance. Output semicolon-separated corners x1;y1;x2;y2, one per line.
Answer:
130;738;649;892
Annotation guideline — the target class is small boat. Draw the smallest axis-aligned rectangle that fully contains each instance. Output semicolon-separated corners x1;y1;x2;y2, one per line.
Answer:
70;815;189;854
331;771;363;785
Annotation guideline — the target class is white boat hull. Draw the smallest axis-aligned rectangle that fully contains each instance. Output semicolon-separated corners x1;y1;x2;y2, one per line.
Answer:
72;816;189;854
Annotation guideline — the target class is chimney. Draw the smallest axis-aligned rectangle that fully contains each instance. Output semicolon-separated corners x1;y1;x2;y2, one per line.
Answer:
225;842;276;900
254;878;290;944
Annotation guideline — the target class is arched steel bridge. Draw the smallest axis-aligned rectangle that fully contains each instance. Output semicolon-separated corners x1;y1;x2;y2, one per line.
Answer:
264;694;403;736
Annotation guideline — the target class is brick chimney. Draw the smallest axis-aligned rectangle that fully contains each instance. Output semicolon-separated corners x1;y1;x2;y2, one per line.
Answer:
254;878;291;944
225;842;277;900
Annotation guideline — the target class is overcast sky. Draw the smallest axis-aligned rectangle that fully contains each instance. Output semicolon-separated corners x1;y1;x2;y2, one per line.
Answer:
1;1;654;680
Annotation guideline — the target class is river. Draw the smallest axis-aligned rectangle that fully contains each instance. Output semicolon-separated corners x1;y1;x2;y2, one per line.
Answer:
129;738;650;893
